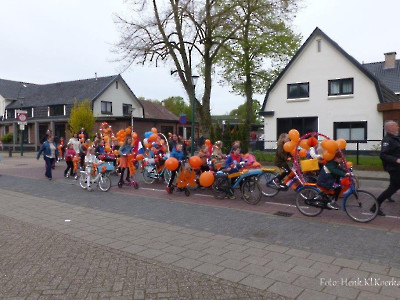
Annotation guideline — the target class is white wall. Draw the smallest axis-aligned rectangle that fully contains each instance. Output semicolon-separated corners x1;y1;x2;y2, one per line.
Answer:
263;33;383;150
92;79;143;118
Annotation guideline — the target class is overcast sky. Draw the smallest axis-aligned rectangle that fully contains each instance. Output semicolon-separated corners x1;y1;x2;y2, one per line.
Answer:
1;0;399;115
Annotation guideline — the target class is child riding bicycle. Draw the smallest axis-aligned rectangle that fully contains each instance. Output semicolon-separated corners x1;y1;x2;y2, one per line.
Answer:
317;151;350;210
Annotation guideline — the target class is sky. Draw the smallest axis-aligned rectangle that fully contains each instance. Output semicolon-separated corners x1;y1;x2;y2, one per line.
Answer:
1;0;400;115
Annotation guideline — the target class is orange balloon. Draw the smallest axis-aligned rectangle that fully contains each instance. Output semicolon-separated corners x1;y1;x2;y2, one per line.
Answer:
165;157;179;171
307;137;318;147
205;139;211;146
151;127;158;133
125;128;132;135
283;141;296;153
320;139;329;150
336;139;347;150
346;161;353;168
132;132;138;139
290;148;297;157
322;151;335;161
113;150;119;156
199;172;215;187
136;154;144;160
288;129;300;142
189;156;202;169
105;146;112;152
323;140;338;153
148;133;158;142
299;139;310;150
79;134;84;139
299;149;307;158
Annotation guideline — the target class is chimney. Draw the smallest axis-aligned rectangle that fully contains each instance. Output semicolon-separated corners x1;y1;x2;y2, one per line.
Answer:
384;52;396;69
95;72;98;80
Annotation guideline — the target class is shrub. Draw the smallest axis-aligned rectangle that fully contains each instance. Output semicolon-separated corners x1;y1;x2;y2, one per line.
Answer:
1;133;13;143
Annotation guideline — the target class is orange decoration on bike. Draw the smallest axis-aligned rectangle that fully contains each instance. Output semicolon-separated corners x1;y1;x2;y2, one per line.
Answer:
299;139;310;150
307;137;318;147
165;157;179;171
283;141;296;153
323;139;338;153
288;129;300;142
336;139;347;150
189;156;202;169
346;161;353;167
125;128;132;135
151;127;158;133
131;132;138;139
322;150;335;161
136;154;144;160
199;172;214;187
205;139;211;146
299;149;307;158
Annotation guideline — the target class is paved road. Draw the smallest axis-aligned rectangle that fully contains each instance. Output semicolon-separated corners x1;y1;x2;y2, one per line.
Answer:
0;153;399;299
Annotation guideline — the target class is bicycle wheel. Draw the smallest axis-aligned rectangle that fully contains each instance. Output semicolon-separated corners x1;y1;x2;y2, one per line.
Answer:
142;166;156;184
79;172;87;189
296;186;323;216
163;169;172;184
212;176;229;199
98;175;111;192
344;190;378;222
257;171;280;197
241;177;262;205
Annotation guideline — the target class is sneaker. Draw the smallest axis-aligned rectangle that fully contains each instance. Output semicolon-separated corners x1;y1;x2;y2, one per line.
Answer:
376;210;386;216
327;201;339;210
242;194;250;200
228;194;236;200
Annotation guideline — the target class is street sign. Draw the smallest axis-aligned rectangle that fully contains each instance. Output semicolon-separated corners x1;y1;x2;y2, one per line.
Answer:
17;113;27;122
17;121;27;126
19;124;25;130
179;114;187;125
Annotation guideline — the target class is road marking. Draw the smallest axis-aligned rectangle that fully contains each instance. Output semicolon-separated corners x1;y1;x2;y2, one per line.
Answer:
141;187;164;192
263;201;297;208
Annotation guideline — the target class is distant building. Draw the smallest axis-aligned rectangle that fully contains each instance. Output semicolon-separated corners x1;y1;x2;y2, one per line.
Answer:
0;74;186;150
260;27;400;150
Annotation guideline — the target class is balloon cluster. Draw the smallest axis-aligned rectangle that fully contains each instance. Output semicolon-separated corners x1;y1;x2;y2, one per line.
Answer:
320;138;347;161
99;122;114;153
283;129;347;161
143;127;167;152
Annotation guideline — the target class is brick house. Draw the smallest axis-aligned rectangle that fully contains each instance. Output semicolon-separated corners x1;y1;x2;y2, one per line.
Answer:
0;74;184;150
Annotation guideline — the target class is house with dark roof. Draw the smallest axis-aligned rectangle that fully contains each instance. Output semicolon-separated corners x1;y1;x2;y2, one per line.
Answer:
0;74;182;150
260;27;400;150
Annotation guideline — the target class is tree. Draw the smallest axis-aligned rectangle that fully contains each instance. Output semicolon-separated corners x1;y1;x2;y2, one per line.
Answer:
114;0;241;137
209;124;215;143
216;0;301;145
68;100;95;136
156;96;193;121
229;99;262;125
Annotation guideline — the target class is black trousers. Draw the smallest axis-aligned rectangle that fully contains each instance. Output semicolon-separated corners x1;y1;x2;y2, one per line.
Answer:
65;161;74;175
376;170;400;207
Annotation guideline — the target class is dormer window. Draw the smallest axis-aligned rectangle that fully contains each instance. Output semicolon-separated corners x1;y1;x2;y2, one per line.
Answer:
49;105;65;116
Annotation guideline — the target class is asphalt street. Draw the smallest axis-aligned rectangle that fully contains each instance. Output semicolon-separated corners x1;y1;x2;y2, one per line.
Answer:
0;152;399;299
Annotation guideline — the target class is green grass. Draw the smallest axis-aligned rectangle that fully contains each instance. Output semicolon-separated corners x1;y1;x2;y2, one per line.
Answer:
252;151;384;171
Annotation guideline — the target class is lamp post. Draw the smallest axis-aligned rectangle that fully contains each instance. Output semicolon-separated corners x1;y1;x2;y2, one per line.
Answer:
191;75;199;156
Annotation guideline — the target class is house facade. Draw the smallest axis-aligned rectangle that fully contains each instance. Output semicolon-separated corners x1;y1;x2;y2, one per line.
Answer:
261;27;400;150
0;74;185;150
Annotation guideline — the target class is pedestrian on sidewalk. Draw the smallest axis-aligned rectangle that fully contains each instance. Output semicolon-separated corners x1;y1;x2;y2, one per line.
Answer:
373;120;400;216
37;135;58;180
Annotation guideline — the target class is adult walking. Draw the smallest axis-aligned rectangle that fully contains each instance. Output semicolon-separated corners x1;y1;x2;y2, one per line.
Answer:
373;120;400;216
37;135;59;180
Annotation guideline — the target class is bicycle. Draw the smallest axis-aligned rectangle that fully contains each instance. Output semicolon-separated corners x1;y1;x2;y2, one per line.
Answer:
79;162;112;192
141;157;172;184
258;167;313;197
212;164;264;205
295;167;378;223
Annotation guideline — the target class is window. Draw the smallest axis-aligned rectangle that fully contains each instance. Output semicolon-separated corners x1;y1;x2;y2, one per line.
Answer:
116;81;119;89
334;121;367;142
26;108;33;118
328;78;353;96
101;101;112;114
49;105;64;116
287;82;309;99
122;104;132;116
317;39;321;52
6;109;15;119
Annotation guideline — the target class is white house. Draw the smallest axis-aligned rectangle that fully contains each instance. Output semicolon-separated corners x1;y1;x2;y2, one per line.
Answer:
260;27;400;150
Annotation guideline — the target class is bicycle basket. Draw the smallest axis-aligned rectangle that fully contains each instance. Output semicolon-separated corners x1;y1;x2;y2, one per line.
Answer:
300;158;319;172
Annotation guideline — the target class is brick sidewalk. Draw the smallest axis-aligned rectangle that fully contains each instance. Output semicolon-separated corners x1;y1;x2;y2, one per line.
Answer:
0;188;399;299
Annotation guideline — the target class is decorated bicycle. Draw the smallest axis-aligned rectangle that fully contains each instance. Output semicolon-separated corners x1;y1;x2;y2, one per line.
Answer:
140;128;172;184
